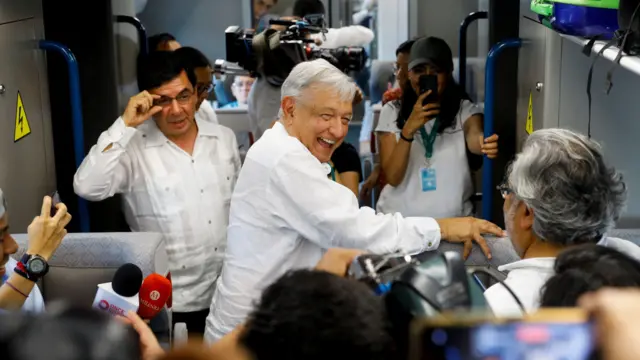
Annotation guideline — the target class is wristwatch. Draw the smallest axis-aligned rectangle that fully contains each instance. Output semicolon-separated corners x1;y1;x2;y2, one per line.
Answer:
14;254;49;281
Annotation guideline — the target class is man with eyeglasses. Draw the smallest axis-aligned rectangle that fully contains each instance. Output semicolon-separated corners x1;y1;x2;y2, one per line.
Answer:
171;47;219;127
74;51;241;336
484;128;640;317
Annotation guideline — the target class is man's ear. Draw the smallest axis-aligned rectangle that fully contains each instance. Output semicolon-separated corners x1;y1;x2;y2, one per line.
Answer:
519;203;534;231
281;97;295;121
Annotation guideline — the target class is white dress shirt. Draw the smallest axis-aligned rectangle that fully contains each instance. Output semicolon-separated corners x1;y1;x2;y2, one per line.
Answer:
484;257;556;317
204;121;442;342
74;117;241;312
196;100;219;124
484;237;640;317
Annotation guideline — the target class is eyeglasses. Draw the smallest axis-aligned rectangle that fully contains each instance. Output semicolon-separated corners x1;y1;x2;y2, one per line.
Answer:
196;83;214;96
497;182;513;199
153;91;194;107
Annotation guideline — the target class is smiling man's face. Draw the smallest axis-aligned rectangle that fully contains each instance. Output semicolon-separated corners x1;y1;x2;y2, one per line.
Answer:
281;85;352;163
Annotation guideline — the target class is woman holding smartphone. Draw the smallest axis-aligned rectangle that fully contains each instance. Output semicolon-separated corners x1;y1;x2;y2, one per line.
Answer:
375;37;499;218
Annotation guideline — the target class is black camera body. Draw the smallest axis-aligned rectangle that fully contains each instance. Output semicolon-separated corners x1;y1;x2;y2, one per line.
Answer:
349;251;494;359
220;16;367;85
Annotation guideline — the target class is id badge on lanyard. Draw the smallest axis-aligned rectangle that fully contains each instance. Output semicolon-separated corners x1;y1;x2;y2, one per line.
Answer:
418;119;439;192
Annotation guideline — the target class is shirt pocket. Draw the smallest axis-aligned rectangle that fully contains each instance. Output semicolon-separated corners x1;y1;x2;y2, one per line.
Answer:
131;174;184;219
212;162;236;203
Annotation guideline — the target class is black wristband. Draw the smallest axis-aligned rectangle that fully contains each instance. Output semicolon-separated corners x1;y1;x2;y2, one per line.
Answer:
400;132;414;143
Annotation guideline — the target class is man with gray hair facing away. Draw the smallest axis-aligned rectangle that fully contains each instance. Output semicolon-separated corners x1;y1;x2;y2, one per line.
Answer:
485;128;640;317
204;59;506;342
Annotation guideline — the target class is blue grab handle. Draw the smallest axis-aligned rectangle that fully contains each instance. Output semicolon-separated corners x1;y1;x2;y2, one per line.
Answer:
482;38;522;221
39;40;90;233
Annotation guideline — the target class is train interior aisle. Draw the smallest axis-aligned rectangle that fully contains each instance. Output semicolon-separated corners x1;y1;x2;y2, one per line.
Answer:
1;0;640;358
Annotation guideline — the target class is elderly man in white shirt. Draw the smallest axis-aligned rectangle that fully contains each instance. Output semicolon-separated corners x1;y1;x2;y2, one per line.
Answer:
204;58;505;342
74;51;240;335
484;129;640;317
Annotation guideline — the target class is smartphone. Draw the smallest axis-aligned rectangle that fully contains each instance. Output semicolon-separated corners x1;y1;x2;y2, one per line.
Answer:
409;309;595;360
50;191;61;216
419;74;439;105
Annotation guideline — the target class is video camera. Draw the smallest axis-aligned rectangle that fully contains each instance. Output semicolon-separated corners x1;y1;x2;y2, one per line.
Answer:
348;251;494;315
348;251;498;358
214;15;367;86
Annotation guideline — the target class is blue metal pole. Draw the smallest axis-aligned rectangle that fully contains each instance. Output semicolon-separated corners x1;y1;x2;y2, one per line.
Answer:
482;38;522;221
459;11;488;90
39;40;90;233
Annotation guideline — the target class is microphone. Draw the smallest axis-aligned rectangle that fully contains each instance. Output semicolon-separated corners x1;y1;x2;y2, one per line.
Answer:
137;273;172;319
92;263;143;316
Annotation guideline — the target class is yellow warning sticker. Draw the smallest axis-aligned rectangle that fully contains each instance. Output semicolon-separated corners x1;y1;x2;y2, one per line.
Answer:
526;91;534;135
14;91;31;142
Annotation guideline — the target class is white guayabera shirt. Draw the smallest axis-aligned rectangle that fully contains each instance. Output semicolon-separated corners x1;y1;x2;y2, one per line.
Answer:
204;121;443;343
74;116;241;312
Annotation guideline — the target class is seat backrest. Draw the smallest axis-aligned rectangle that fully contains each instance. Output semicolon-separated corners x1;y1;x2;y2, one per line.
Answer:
12;232;168;305
11;232;170;343
216;109;253;160
437;235;519;268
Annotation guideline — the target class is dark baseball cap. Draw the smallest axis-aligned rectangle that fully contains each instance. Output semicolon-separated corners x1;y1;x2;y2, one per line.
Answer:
408;37;454;72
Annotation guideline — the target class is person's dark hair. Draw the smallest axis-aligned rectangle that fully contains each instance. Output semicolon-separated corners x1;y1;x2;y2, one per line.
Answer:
396;39;416;56
540;244;640;307
0;304;140;360
393;37;469;134
137;51;197;92
174;46;211;70
293;0;326;18
240;269;395;360
148;32;177;52
394;75;470;134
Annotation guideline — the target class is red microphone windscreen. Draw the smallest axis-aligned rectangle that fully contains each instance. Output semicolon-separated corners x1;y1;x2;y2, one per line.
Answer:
166;272;172;309
137;273;172;319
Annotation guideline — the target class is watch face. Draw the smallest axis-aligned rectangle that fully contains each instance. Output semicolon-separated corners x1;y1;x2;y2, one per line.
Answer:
29;258;46;274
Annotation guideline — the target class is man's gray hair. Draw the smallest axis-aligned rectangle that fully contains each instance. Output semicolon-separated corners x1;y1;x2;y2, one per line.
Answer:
280;59;357;104
0;187;6;218
507;128;626;245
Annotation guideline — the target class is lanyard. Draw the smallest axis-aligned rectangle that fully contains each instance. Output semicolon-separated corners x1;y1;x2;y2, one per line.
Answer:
324;162;336;181
417;117;439;159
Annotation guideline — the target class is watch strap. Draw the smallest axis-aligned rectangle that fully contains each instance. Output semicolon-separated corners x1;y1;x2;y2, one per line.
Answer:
400;131;414;143
15;253;48;282
14;260;34;281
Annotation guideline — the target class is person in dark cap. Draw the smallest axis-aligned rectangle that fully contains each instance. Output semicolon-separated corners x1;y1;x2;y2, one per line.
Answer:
374;37;499;218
